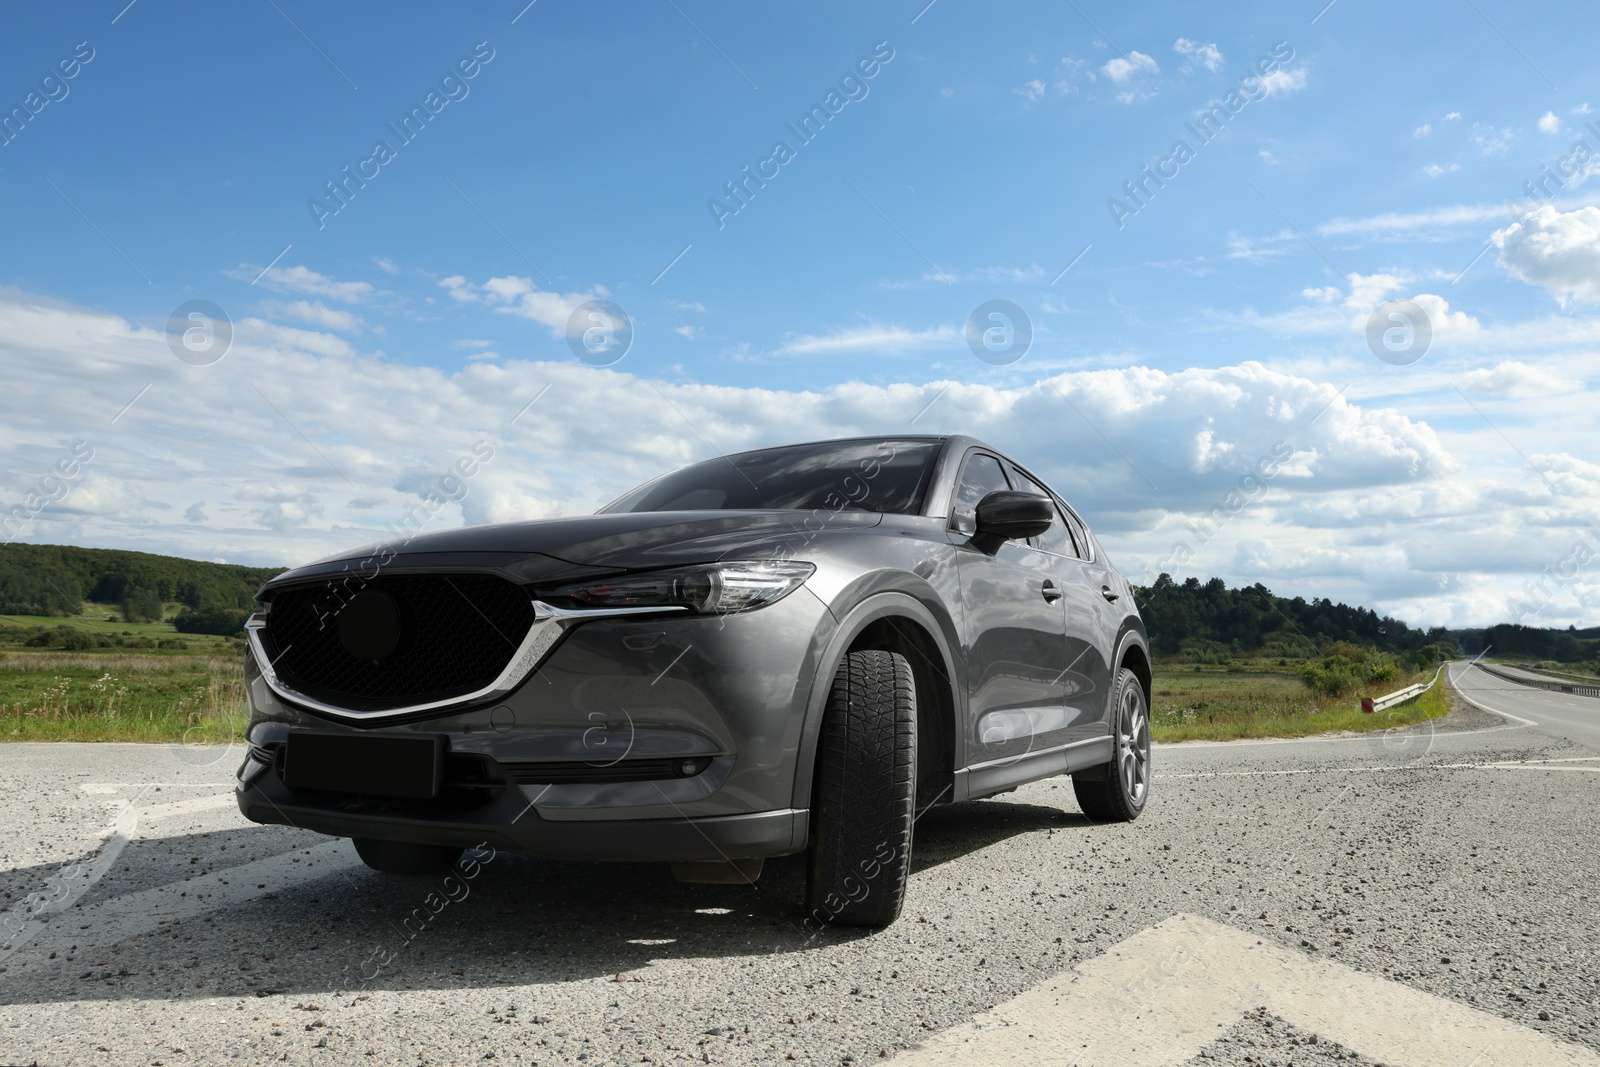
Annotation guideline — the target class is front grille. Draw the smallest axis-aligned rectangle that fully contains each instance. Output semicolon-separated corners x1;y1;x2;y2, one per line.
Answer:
260;573;537;711
501;756;713;785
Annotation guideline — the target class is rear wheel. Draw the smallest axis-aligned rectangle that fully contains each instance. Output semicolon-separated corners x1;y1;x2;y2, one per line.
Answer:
352;837;464;874
804;649;916;929
1072;666;1150;822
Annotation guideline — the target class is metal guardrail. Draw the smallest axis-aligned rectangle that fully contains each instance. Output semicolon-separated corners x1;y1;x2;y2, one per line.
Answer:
1362;664;1444;714
1475;661;1600;699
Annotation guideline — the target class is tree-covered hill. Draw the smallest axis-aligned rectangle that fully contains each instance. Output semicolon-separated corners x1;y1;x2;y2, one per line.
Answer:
0;543;284;621
1134;573;1599;666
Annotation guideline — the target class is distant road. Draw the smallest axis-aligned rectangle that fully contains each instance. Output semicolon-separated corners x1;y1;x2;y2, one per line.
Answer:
1449;660;1600;749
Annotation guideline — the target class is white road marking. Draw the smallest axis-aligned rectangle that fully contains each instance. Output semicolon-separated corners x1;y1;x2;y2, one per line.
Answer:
1161;758;1600;779
1163;719;1522;748
892;913;1600;1066
20;839;354;959
0;791;243;962
1448;667;1543;727
0;803;137;963
1490;764;1600;774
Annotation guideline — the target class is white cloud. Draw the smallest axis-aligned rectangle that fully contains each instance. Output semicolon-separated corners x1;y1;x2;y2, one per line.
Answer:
1;289;1592;626
774;324;957;357
439;275;610;335
372;257;400;275
1444;111;1461;121
1464;359;1582;397
1406;293;1480;338
674;301;707;313
1539;110;1561;134
265;300;362;332
1343;272;1407;310
1472;123;1513;155
235;264;376;303
675;325;702;340
236;318;359;359
1413;123;1432;138
450;338;495;350
1318;202;1508;239
1258;67;1307;96
1014;79;1046;102
1225;229;1296;262
1056;55;1091;92
1173;38;1224;73
1422;163;1460;178
1101;51;1158;84
1258;149;1279;164
1493;205;1600;305
1302;286;1341;303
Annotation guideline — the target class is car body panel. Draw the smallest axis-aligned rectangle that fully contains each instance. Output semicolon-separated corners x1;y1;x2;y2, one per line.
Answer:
236;433;1149;862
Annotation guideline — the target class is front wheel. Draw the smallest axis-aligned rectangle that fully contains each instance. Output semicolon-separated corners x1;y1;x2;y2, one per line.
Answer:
804;649;916;929
1072;666;1151;822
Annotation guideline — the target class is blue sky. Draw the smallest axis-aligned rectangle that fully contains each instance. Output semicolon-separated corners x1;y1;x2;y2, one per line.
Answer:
2;0;1598;629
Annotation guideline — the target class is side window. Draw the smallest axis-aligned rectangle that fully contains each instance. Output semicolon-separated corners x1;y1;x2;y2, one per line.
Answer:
949;452;1011;534
1008;467;1077;558
1058;501;1092;561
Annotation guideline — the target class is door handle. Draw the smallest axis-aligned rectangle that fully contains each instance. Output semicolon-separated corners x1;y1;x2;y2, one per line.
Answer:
1101;586;1119;602
1041;580;1063;603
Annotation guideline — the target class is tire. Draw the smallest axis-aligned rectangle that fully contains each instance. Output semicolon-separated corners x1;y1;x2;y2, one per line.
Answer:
804;649;916;929
352;837;464;875
1072;666;1151;822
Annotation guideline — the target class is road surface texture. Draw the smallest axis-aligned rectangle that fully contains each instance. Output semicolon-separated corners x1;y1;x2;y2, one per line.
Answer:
1;661;1596;1066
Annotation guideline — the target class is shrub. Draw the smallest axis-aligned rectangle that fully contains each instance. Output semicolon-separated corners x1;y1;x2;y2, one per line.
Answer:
24;625;96;651
172;606;250;636
1298;647;1402;697
1321;640;1368;664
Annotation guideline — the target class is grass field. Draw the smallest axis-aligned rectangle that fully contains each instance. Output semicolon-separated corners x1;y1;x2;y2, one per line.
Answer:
0;640;1451;746
0;607;239;652
1149;664;1450;743
0;650;247;743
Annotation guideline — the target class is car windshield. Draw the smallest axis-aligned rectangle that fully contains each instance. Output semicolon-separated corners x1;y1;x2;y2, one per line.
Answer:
601;439;941;514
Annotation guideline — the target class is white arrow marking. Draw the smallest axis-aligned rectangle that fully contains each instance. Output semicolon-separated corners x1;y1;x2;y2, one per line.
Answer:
892;913;1599;1066
0;791;265;963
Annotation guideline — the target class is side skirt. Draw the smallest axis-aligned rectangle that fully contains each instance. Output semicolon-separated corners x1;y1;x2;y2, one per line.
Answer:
955;735;1114;801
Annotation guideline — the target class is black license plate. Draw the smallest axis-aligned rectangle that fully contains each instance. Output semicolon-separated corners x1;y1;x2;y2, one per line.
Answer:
284;732;442;799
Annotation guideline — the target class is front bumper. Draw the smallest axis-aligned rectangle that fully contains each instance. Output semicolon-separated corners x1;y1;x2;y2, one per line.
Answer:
237;584;834;856
236;767;808;860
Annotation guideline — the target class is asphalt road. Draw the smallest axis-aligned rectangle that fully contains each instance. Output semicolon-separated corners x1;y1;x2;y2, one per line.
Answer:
1449;660;1600;750
0;663;1597;1066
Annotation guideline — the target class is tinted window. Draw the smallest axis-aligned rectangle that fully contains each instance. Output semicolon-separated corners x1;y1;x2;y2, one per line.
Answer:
602;439;940;514
1060;503;1092;561
949;452;1011;534
1010;467;1078;558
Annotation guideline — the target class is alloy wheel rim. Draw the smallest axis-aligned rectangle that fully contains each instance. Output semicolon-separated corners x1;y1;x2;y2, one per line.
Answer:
1118;685;1149;804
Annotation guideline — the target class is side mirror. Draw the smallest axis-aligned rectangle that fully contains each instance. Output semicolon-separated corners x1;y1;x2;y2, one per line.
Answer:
972;490;1052;553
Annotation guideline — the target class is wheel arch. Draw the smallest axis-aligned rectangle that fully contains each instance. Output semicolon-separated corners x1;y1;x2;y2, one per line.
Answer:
790;592;962;816
1115;626;1153;708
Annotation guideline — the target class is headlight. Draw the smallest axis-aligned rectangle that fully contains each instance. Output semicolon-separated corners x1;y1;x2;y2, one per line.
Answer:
536;560;815;615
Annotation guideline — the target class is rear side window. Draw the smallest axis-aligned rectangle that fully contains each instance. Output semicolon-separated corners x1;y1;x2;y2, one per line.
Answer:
1008;467;1079;558
1058;502;1093;562
949;452;1011;534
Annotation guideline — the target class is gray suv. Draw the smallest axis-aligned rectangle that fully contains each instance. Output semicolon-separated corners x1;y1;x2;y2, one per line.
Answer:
236;436;1152;927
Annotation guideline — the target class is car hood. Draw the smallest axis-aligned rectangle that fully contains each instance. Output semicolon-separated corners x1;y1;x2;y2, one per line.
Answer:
262;511;884;591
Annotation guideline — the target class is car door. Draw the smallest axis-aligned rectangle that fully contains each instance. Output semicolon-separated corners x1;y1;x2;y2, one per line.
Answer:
1006;464;1116;742
948;450;1069;770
